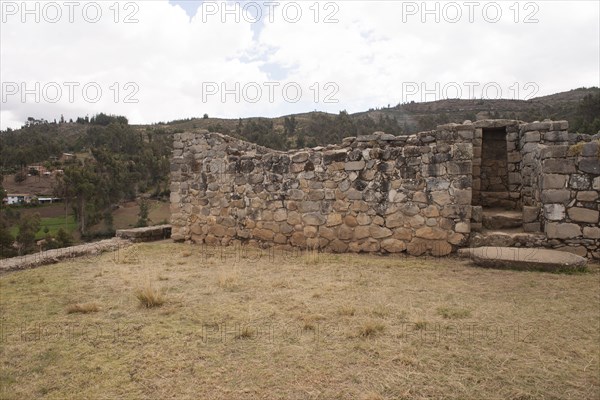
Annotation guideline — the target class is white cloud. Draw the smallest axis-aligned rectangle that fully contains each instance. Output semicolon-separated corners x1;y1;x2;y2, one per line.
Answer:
1;0;598;129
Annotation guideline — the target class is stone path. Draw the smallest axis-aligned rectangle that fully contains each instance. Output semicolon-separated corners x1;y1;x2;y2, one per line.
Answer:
458;246;588;272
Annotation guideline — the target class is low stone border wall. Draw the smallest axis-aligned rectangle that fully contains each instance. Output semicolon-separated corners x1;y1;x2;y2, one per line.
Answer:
0;225;173;274
0;238;131;274
116;224;172;242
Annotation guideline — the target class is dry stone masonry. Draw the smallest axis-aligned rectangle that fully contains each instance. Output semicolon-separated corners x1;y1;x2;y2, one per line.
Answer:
171;119;599;259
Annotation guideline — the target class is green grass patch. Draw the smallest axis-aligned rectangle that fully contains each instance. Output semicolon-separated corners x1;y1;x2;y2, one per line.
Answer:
8;215;77;240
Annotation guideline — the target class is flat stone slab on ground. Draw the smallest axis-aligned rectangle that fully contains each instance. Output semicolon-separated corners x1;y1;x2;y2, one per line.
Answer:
458;246;587;272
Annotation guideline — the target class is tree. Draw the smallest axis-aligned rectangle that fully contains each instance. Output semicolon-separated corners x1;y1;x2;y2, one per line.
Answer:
136;198;149;227
203;113;209;119
284;116;297;135
59;166;100;235
14;171;26;183
0;178;16;258
572;92;600;134
55;228;73;247
16;213;41;255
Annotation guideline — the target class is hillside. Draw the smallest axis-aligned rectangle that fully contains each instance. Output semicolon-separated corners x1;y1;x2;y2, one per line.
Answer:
148;87;599;148
2;88;598;166
0;87;598;258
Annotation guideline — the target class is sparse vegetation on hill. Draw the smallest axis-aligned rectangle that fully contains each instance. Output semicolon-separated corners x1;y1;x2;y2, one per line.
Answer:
1;114;171;257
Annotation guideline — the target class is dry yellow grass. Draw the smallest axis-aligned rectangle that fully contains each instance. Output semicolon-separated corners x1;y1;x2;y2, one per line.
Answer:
0;242;598;399
134;283;166;308
65;302;100;314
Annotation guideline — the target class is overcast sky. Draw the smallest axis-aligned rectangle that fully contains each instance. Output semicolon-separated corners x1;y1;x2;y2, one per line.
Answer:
1;0;598;129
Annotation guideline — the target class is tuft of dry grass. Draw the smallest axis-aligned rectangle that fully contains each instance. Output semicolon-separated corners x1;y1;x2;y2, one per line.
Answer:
235;326;255;340
437;306;472;319
134;284;166;308
359;321;385;337
66;302;100;314
338;305;356;316
413;320;428;330
304;247;320;265
217;269;240;291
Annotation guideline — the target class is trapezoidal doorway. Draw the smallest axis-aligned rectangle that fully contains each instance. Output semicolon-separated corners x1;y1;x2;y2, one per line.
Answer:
476;126;523;231
480;127;512;209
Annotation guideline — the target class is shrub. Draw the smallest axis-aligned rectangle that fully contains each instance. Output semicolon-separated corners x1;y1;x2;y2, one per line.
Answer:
135;284;165;308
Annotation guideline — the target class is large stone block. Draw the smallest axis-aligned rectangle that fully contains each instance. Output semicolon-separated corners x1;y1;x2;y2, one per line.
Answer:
522;122;552;132
539;145;568;159
569;174;591;190
523;131;541;142
431;191;452;206
329;239;348;253
303;213;327;226
543;204;565;221
273;208;288;222
254;229;274;241
338;225;354;240
385;213;404;228
577;191;598;201
426;177;450;191
541;190;571;204
567;207;599;224
583;227;600;239
541;174;567;189
579;158;600;174
545;222;582;239
582;141;599;157
381;239;406;253
453;189;472;205
522;206;539;223
353;226;371;240
345;161;366;171
291;152;309;163
451;143;473;160
543;131;569;142
446;161;472;175
415;227;448;240
370;226;393;239
542;159;576;174
455;222;470;233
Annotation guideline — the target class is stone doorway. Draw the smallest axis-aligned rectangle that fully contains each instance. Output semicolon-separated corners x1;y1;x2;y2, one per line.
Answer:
480;127;511;208
474;125;523;231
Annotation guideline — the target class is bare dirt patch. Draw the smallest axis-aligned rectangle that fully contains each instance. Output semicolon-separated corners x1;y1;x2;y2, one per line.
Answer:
0;243;598;399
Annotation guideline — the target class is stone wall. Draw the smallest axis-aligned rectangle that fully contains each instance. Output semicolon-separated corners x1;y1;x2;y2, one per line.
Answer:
170;126;474;256
521;123;600;258
171;119;599;259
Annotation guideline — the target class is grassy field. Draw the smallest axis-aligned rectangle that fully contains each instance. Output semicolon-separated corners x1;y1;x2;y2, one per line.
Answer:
6;199;170;240
0;243;598;399
8;215;77;240
108;200;170;230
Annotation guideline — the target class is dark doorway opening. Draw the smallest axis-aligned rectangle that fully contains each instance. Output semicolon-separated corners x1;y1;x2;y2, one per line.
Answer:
476;126;523;231
480;127;513;209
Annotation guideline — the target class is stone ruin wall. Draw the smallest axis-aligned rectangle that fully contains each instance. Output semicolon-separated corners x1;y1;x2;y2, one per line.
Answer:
171;119;599;259
522;122;599;257
170;126;474;257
